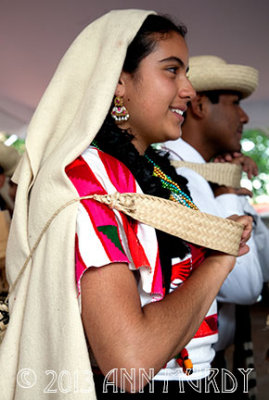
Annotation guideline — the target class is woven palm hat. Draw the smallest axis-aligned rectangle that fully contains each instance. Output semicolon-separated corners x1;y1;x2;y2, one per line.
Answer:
0;142;21;177
188;55;258;99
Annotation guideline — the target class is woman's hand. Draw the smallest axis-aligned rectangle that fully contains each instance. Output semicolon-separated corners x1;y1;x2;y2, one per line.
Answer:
205;214;253;274
228;214;253;256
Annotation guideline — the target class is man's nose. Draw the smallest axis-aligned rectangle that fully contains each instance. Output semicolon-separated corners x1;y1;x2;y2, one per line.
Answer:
239;106;249;124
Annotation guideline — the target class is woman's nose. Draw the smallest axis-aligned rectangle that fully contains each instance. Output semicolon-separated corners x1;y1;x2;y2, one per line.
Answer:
179;77;196;101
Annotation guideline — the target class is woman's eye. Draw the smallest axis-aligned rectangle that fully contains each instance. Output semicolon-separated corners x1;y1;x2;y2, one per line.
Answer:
167;66;178;74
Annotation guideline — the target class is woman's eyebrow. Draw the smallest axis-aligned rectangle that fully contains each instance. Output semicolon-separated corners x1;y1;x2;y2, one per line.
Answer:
159;56;185;68
159;56;189;72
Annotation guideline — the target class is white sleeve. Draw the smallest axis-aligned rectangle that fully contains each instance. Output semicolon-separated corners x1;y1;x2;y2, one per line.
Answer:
217;233;263;304
215;195;264;303
217;195;269;282
215;193;245;216
176;167;223;217
175;168;264;304
240;197;269;282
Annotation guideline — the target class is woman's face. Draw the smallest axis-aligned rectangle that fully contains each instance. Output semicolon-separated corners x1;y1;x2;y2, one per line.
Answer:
116;31;195;154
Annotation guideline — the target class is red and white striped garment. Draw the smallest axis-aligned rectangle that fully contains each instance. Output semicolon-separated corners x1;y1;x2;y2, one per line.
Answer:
66;146;218;381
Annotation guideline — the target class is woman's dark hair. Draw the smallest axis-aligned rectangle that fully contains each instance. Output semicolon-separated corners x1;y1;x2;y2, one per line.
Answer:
123;14;187;74
94;14;190;293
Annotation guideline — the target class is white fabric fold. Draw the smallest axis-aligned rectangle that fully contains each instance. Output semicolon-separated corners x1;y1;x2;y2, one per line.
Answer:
0;10;154;399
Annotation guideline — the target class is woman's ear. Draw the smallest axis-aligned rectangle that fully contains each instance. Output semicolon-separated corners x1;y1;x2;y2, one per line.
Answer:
114;71;129;97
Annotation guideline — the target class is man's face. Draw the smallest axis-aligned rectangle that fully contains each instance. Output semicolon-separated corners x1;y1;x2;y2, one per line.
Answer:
204;93;249;154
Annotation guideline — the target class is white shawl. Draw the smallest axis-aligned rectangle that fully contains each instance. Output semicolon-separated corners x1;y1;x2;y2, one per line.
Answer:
0;9;154;399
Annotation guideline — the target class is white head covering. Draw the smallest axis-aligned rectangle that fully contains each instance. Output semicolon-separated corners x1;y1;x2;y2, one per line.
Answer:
0;10;154;399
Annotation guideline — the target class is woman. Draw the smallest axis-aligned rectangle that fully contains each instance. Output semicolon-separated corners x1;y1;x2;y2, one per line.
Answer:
1;10;251;400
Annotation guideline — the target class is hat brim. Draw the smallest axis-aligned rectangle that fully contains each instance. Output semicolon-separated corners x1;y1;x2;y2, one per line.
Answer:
188;64;258;99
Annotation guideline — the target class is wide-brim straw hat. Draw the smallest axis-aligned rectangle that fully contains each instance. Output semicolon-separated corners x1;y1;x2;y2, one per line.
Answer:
0;142;21;177
188;55;258;99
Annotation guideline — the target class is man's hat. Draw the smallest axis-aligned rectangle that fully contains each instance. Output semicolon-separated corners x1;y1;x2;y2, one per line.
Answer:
188;56;258;99
0;142;21;177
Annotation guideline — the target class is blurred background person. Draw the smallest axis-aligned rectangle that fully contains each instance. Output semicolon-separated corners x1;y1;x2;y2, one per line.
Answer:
0;142;20;297
0;142;20;213
162;55;269;398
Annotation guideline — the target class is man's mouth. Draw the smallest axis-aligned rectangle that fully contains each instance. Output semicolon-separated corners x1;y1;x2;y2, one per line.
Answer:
237;125;243;135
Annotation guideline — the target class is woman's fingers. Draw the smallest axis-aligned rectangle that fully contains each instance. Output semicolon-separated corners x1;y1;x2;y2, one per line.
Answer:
227;214;253;256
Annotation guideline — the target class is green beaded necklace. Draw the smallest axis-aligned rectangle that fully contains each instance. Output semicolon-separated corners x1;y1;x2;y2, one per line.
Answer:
145;155;198;210
91;141;197;210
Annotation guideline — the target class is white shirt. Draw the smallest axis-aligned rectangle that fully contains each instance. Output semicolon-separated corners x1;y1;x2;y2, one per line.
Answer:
70;146;217;381
162;138;267;350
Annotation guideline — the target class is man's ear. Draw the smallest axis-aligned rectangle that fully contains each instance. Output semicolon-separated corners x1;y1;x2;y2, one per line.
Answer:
189;95;208;119
114;71;129;97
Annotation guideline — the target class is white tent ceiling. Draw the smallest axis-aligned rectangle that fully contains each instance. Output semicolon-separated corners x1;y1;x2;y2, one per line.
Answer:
1;0;269;137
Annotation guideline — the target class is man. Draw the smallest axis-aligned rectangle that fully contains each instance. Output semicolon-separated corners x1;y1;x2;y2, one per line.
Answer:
0;142;20;210
163;55;269;393
0;142;20;295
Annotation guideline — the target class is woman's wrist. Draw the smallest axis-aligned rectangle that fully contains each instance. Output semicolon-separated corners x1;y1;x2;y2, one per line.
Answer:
204;251;236;273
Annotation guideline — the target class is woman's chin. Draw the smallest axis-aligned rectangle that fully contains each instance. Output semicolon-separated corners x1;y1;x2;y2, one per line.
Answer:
166;128;182;142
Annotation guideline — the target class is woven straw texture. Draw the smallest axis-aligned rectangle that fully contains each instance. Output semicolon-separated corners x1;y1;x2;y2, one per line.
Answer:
171;161;242;188
0;190;245;355
86;192;244;256
5;190;244;304
188;56;258;99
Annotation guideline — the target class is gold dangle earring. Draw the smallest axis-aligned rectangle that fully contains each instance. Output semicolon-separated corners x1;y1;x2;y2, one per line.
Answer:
111;96;129;123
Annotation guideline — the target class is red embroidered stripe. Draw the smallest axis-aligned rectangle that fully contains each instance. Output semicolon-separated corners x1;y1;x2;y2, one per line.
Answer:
194;314;218;338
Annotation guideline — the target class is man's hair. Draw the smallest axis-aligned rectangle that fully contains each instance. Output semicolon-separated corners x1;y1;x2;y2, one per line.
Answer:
0;166;4;174
182;89;242;124
201;90;242;104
